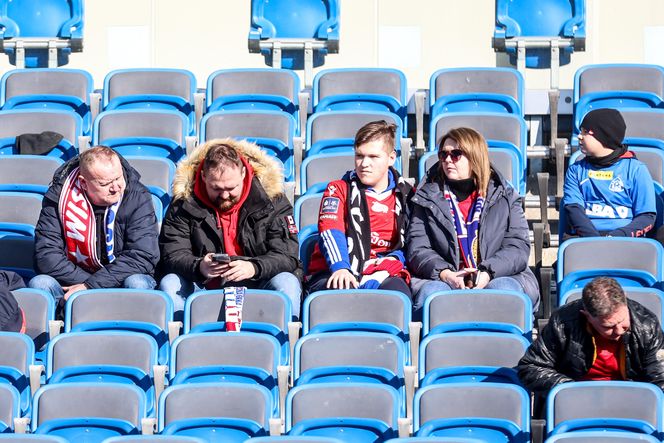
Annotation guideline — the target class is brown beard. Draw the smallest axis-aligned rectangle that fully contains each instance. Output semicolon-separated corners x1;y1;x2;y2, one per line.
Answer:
216;195;239;212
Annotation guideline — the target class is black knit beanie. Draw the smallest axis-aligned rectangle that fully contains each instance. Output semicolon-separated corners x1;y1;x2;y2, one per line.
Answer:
580;108;626;150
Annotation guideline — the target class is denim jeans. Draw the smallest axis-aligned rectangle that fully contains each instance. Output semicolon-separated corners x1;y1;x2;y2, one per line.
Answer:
28;273;157;301
413;276;524;313
159;272;302;319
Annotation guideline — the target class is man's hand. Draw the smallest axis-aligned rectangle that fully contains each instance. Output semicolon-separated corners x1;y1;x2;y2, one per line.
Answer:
221;260;256;282
62;283;88;300
327;268;359;289
440;268;476;290
199;252;228;278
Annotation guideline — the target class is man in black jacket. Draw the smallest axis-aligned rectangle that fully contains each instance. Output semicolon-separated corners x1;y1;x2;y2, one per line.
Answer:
158;138;302;318
518;277;664;397
29;146;159;301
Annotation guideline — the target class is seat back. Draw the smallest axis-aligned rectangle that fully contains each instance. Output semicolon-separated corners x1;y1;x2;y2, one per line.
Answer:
123;156;175;196
32;383;146;431
102;436;207;443
575;64;664;104
415;383;529;433
1;69;91;104
158;383;271;431
103;69;195;111
12;288;54;351
314;68;406;106
304;290;410;335
0;235;35;278
620;108;664;143
0;156;63;193
0;384;18;432
0;435;70;442
544;431;661;442
424;290;532;336
0;332;33;377
184;290;290;334
546;381;663;434
286;383;399;431
0;109;82;152
201;110;294;145
0;191;42;230
294;189;324;231
557;238;663;282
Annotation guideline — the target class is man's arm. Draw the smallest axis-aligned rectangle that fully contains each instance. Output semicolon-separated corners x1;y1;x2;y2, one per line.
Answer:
33;198;92;285
85;188;159;289
609;162;657;237
159;202;205;283
563;162;601;237
638;315;664;390
517;318;574;392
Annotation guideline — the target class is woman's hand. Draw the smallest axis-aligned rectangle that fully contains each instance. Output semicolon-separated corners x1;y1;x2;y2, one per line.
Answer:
439;269;470;289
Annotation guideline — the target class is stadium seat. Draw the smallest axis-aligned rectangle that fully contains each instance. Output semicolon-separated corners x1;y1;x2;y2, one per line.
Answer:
546;381;663;436
493;0;586;69
0;191;42;237
64;289;176;365
1;68;94;135
103;69;197;135
423;290;533;338
286;382;400;441
573;64;664;143
0;435;69;443
418;331;529;386
0;332;35;416
298;225;319;276
206;68;302;135
560;284;664;324
418;147;523;194
545;431;661;442
248;0;340;81
429;67;524;117
293;184;325;232
247;437;344;443
0;109;82;160
93;109;189;163
556;238;664;295
0;0;84;68
200;110;296;182
0;235;36;280
0;383;19;433
158;383;274;442
123;155;175;217
414;382;530;441
313;68;408;136
183;289;294;365
0;155;63;194
169;332;286;418
102;436;206;443
31;383;147;440
385;438;485;443
620;108;664;151
12;287;55;362
45;331;161;416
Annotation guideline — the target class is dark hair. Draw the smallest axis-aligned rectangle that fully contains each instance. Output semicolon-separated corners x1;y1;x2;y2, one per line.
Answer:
582;276;627;318
354;120;397;153
79;146;119;173
202;140;244;173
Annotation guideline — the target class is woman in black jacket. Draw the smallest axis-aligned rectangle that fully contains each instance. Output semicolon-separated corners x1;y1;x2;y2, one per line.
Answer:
406;127;539;313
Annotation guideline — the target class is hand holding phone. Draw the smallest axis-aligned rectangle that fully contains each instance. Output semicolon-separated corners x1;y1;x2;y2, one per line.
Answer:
212;253;231;264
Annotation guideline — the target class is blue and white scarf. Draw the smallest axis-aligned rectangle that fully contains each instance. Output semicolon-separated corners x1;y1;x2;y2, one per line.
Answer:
444;184;484;269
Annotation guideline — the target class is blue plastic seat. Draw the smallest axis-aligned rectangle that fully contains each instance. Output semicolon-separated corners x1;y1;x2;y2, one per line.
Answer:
31;382;147;440
0;155;63;194
429;68;524;118
414;382;530;442
169;332;283;417
493;0;585;69
0;0;84;67
0;234;36;280
0;109;81;160
247;437;344;443
1;68;94;135
546;381;663;437
64;289;176;365
158;383;273;443
123;155;175;218
556;238;664;296
619;108;664;152
419;331;529;387
0;332;35;417
286;382;400;442
12;287;55;364
93;109;189;164
0;383;19;433
545;431;661;442
248;0;339;70
0;435;70;443
45;331;160;417
103;69;197;135
293;185;326;233
313;68;408;136
102;436;207;443
0;191;43;237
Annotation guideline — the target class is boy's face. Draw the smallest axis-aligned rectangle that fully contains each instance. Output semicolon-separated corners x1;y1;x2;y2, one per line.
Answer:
578;128;610;158
354;138;396;189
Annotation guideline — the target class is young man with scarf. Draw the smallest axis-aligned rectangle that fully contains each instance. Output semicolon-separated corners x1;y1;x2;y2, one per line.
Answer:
29;146;159;301
305;120;414;298
158;139;302;318
564;108;656;238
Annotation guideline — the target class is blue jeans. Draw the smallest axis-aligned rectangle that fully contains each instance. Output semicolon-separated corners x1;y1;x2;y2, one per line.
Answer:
413;276;524;313
28;273;157;301
159;272;302;319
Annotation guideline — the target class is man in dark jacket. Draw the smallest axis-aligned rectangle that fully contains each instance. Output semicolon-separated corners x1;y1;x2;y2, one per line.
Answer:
29;146;159;301
158;138;302;318
518;277;664;397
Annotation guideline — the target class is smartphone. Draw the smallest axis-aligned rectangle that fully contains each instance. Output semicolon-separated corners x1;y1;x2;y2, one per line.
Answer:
212;253;231;264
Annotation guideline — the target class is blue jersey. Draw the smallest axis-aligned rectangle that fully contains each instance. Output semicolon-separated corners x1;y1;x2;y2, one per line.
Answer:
563;157;656;232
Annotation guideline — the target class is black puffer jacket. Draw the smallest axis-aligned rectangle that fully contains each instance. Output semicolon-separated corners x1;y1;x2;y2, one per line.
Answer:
158;138;302;285
518;299;664;392
34;155;159;288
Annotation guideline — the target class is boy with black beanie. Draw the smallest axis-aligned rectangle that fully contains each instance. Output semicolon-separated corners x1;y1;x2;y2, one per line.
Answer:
563;108;656;237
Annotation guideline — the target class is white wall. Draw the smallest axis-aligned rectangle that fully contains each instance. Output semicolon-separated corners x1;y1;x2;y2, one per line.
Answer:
2;0;662;91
